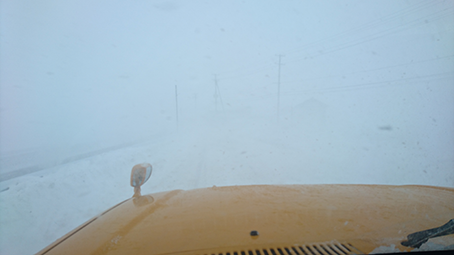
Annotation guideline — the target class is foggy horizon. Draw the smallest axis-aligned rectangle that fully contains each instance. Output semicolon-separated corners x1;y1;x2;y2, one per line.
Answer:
1;0;453;179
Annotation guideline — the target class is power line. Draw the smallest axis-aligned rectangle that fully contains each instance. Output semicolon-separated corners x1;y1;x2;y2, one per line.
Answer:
242;72;452;100
283;0;443;57
206;2;452;89
280;54;454;85
281;72;453;95
191;2;452;107
284;6;454;64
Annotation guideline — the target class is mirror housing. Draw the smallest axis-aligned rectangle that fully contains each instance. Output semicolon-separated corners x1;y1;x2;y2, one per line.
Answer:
130;163;152;197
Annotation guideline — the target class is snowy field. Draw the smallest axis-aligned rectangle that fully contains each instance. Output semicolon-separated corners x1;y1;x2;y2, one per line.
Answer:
1;113;453;255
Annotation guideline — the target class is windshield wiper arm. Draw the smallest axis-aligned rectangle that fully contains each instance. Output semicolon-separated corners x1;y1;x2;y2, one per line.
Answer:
401;219;454;248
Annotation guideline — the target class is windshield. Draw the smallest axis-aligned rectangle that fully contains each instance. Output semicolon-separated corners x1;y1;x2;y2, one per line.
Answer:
0;1;453;254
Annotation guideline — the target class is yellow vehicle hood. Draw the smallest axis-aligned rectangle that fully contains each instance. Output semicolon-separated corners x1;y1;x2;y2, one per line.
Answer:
38;184;454;254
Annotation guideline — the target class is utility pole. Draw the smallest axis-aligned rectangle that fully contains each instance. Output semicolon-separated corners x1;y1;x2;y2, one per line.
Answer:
175;84;179;130
214;75;218;112
214;74;224;113
277;54;283;122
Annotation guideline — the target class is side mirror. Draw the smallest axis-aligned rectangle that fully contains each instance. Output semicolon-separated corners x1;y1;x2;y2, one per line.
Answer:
130;163;152;197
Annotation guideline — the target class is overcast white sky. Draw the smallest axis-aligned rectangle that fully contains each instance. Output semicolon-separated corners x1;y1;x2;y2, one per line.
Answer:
1;0;453;155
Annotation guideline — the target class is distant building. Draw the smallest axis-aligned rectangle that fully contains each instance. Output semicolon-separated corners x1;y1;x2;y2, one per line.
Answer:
291;98;327;130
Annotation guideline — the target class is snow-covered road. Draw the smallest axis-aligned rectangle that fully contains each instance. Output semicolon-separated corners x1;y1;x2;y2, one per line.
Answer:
1;116;453;255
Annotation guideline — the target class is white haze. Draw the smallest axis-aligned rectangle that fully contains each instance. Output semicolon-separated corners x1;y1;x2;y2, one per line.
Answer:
0;0;453;254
